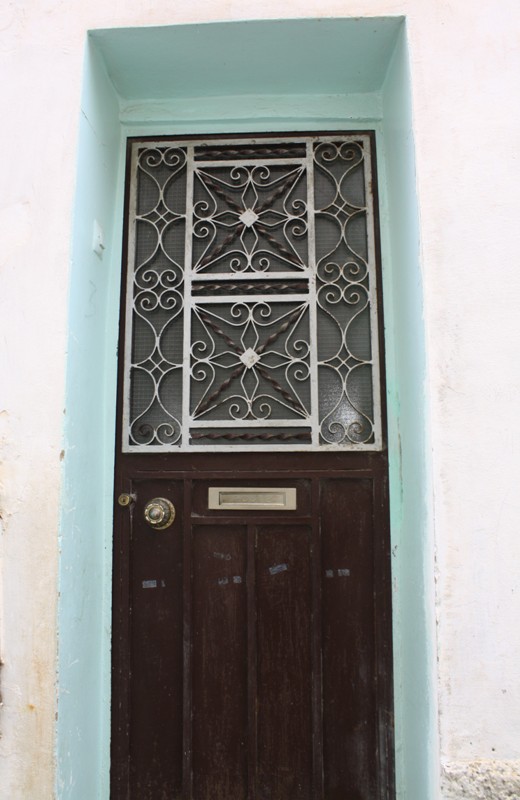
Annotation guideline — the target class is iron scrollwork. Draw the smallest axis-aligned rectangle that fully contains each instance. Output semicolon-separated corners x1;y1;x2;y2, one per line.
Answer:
123;136;382;451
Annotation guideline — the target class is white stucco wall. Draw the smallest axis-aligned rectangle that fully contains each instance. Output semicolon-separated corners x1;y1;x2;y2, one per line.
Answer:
1;1;519;798
413;3;520;795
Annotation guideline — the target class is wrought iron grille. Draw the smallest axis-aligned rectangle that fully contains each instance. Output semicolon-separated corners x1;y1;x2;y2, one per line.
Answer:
122;135;383;451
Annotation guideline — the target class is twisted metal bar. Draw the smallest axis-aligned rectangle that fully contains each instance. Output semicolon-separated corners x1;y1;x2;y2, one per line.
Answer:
197;172;243;213
198;311;242;354
194;363;246;417
192;282;309;294
256;308;303;354
198;224;245;269
255;364;306;415
255;223;302;267
255;168;303;214
194;146;306;159
190;431;311;441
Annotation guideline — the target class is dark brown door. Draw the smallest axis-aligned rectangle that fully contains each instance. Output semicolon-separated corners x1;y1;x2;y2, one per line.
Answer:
111;134;394;800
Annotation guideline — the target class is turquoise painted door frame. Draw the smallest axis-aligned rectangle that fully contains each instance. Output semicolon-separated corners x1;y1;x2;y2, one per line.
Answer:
58;17;437;800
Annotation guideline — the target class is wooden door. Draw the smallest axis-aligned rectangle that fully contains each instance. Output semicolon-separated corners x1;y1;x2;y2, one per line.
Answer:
111;134;394;800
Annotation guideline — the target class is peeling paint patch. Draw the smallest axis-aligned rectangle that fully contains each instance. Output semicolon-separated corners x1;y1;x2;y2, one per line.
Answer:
442;760;520;799
269;563;288;576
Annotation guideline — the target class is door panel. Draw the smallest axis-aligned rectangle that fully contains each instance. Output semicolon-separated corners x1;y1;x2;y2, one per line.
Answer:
256;524;314;800
321;479;376;799
112;468;392;799
126;479;184;798
192;524;248;800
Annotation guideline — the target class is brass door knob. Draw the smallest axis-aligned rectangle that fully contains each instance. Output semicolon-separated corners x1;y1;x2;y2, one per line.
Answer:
143;498;176;530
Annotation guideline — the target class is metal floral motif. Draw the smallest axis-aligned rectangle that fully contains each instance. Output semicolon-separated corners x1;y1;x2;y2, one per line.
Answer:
192;162;308;274
190;300;310;421
123;136;382;451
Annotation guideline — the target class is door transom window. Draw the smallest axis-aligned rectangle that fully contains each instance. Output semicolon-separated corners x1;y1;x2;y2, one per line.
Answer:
123;135;382;451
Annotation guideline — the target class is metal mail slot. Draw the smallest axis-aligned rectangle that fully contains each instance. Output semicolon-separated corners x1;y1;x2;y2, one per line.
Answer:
208;487;297;511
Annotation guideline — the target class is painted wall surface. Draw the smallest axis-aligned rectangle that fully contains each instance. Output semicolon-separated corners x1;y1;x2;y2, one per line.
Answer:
0;2;519;800
412;2;520;795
